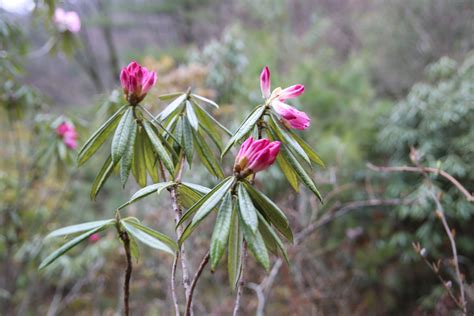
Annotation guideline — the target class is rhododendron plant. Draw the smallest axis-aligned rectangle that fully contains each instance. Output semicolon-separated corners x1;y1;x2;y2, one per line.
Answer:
56;121;78;149
120;61;157;105
41;60;324;316
260;66;310;130
234;136;280;174
53;8;81;33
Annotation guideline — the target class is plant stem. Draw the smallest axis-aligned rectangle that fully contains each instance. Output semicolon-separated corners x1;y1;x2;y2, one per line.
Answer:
185;251;210;316
171;251;180;316
121;231;132;316
233;241;248;316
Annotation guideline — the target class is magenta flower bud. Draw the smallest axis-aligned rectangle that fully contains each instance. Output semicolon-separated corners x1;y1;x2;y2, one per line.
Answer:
260;66;271;99
120;61;157;105
89;233;101;243
234;137;280;175
279;84;305;100
272;100;311;130
56;122;78;149
54;8;81;33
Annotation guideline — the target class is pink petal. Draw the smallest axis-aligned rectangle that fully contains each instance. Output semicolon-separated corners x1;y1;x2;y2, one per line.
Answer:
280;84;304;100
260;66;271;99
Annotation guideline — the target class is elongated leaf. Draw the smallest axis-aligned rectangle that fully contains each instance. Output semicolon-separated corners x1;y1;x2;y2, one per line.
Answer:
120;121;137;186
177;184;207;209
257;213;289;264
193;101;231;136
90;155;118;200
186;101;199;131
242;181;293;242
159;92;184;101
269;115;310;166
129;234;140;262
121;220;176;255
119;181;174;209
240;215;270;270
289;130;325;167
222;105;265;158
132;127;147;187
157;94;186;121
46;219;114;238
192;104;224;150
237;184;258;233
142;121;174;174
78;105;126;166
193;130;225;179
210;192;233;270
111;108;134;163
182;117;194;167
276;154;299;191
280;146;323;202
143;134;160;183
180;182;211;195
228;206;242;289
39;226;106;270
191;93;219;108
178;177;235;243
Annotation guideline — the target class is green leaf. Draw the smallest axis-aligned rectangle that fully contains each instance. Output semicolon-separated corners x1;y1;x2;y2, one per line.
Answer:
237;183;258;233
192;100;231;136
46;219;114;238
240;216;270;270
129;234;140;262
269;115;310;166
159;92;184;101
280;146;323;202
121;220;177;255
132;127;148;187
118;182;174;209
257;213;289;264
182;117;194;167
191;93;219;108
111;107;134;163
177;184;207;209
143;134;160;183
142;120;174;175
242;181;293;242
39;225;106;270
178;176;235;243
120;120;137;186
180;182;211;195
78;105;126;166
157;94;186;121
193;130;225;179
222;105;265;158
90;155;118;200
289;130;325;167
186;100;199;131
276;154;299;191
228;205;242;289
210;192;233;270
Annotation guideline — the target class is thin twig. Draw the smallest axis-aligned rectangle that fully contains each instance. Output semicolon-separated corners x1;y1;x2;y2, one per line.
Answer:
185;251;210;316
367;163;473;203
171;251;180;316
121;232;132;316
233;241;248;316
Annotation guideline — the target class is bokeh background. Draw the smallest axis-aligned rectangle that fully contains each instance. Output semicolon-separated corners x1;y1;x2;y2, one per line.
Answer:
1;0;473;315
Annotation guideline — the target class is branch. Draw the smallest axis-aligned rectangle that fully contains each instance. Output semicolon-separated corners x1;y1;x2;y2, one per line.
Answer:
233;241;248;316
185;251;210;316
171;251;180;316
367;163;473;203
120;231;132;316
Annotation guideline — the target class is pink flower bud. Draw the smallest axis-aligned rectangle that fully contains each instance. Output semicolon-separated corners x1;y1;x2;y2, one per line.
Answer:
89;233;100;243
234;137;280;175
120;61;157;105
272;100;310;130
260;66;271;99
54;8;81;33
279;84;305;100
56;122;78;149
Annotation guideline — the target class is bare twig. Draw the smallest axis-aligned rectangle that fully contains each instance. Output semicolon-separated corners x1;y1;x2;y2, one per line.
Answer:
185;251;210;316
171;251;180;316
116;212;132;316
233;241;248;316
367;163;473;203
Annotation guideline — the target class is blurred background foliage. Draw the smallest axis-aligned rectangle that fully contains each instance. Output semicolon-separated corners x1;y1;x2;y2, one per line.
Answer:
0;0;473;315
